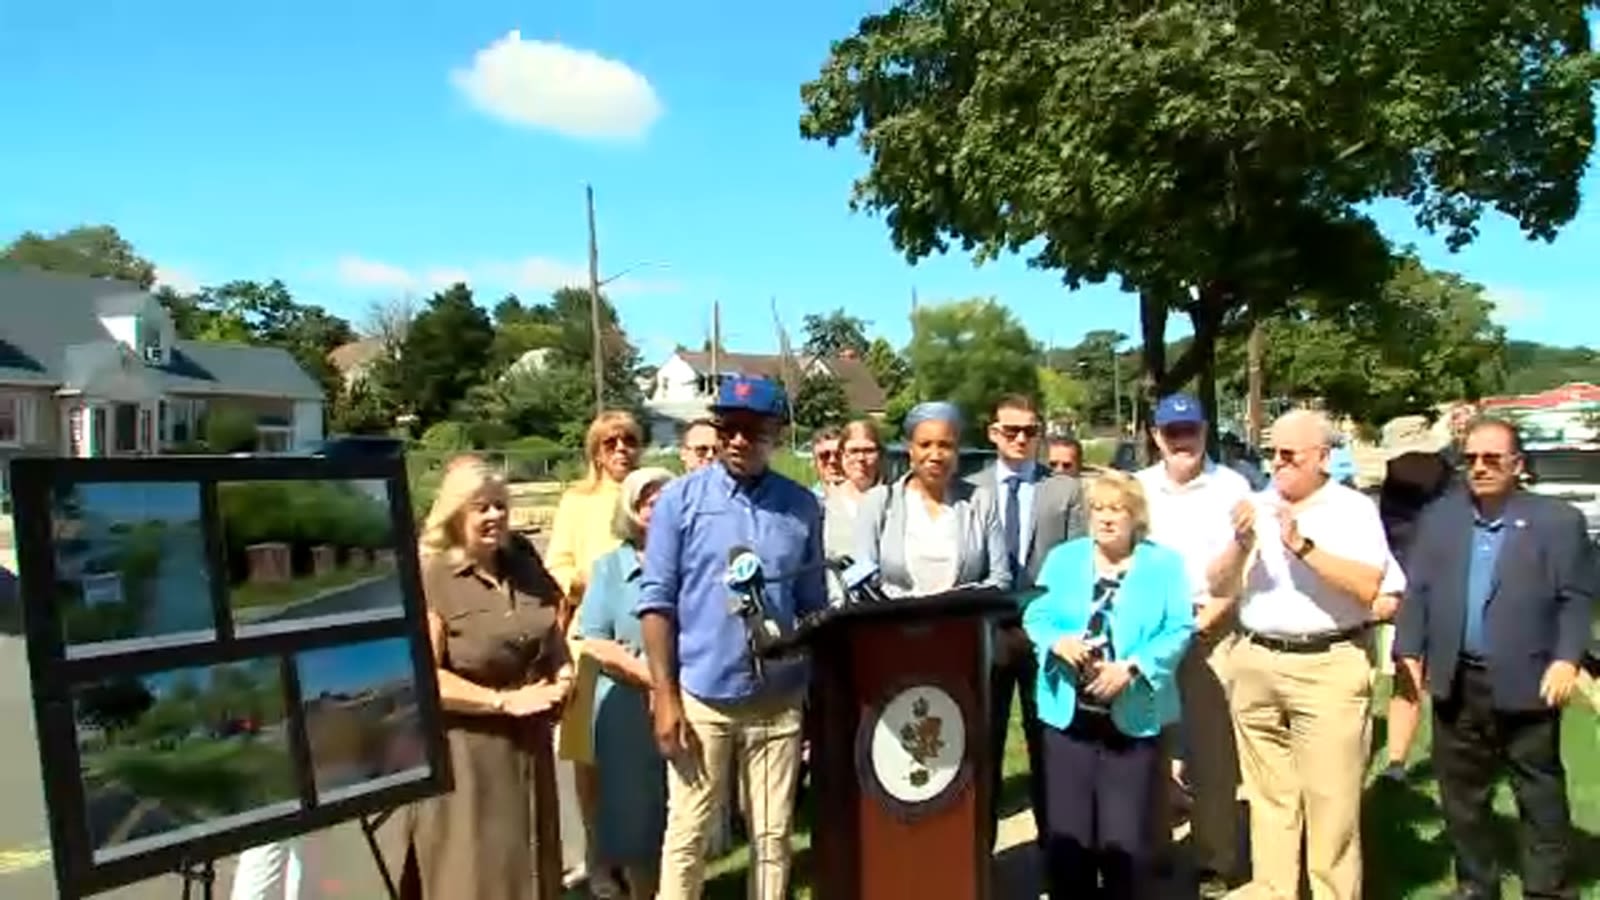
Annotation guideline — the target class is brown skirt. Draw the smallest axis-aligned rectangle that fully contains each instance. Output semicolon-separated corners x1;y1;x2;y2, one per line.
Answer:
385;715;562;900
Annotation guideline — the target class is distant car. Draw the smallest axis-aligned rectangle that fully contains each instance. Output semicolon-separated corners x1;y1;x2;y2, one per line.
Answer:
1521;446;1600;542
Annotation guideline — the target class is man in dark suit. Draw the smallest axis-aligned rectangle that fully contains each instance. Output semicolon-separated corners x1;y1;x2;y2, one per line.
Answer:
1396;417;1596;900
968;393;1087;846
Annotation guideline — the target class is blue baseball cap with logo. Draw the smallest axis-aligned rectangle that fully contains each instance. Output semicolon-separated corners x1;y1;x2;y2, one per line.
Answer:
1153;393;1206;428
709;375;789;419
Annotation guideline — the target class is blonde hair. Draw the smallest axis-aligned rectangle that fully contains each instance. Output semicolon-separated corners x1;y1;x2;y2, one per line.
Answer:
1085;470;1152;543
418;461;510;563
576;410;643;493
611;467;674;544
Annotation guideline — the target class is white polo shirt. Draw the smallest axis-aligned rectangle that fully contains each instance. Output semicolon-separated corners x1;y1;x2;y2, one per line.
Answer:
1239;480;1392;636
1136;460;1254;606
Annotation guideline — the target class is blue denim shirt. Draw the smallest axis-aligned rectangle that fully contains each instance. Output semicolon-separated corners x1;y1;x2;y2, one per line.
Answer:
635;462;827;701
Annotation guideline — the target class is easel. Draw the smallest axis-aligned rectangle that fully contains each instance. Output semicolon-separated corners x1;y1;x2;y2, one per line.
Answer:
173;813;399;900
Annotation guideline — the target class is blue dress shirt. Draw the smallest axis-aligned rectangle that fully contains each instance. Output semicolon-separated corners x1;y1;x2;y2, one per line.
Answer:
1463;515;1507;657
996;459;1039;566
635;462;827;701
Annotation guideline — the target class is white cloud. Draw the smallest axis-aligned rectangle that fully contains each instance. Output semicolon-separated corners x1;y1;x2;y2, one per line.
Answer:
154;265;201;294
1485;285;1546;323
449;30;663;140
333;254;677;297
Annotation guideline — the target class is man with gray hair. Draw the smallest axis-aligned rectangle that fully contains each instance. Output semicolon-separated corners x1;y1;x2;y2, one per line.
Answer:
1209;409;1394;900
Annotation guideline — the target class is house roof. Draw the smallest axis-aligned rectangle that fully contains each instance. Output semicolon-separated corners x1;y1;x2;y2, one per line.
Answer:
0;268;325;400
675;350;888;412
1481;382;1600;411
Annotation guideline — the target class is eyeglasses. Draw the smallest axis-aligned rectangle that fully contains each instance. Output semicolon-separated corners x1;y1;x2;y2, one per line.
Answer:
996;424;1041;441
816;449;840;462
1048;460;1078;474
844;444;881;457
684;444;716;457
1272;447;1318;465
716;419;770;441
603;434;639;451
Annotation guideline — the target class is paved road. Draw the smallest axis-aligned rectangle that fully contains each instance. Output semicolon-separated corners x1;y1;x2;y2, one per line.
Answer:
253;572;402;625
0;535;587;900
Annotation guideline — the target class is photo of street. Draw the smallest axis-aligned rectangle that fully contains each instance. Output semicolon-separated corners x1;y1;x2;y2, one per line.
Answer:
72;660;300;864
51;481;215;656
217;479;404;635
294;637;429;803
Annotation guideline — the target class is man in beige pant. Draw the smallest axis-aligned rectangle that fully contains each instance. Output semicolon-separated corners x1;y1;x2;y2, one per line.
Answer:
636;377;825;900
1135;393;1254;894
1211;410;1392;900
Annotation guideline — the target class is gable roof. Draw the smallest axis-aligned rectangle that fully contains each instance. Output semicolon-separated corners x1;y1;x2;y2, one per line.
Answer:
0;268;324;400
674;350;888;412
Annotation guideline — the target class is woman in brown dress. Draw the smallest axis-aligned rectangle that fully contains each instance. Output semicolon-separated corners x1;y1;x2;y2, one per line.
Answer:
390;459;573;900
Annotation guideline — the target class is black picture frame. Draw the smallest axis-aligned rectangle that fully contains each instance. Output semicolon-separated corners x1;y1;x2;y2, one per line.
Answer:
11;454;451;899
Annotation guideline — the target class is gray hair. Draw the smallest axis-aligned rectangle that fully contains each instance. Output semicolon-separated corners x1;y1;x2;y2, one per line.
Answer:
1271;408;1337;448
611;466;675;544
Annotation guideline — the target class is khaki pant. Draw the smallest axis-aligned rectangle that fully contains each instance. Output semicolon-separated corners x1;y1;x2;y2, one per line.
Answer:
658;692;804;900
1230;637;1372;900
1179;630;1243;877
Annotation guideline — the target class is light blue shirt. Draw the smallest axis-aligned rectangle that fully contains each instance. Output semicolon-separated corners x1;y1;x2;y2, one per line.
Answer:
1463;514;1507;657
578;545;648;723
635;462;827;701
996;459;1039;564
1022;537;1194;738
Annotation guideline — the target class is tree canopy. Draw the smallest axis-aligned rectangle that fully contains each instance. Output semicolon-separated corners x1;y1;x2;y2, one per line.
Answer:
2;225;158;289
802;309;871;357
907;297;1039;432
801;0;1600;425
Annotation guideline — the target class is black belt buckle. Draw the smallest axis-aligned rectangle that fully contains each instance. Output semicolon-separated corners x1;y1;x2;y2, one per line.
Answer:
1249;627;1359;654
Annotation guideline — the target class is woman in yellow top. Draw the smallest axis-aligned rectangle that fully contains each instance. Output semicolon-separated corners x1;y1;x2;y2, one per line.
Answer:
545;410;641;897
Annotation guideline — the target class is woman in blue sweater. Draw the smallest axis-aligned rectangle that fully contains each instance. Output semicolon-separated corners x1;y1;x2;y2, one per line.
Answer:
1023;470;1194;898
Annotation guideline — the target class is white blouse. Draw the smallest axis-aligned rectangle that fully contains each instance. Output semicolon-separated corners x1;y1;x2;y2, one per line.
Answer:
899;491;960;597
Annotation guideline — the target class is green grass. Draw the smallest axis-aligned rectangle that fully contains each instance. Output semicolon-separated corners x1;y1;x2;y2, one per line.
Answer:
666;680;1598;899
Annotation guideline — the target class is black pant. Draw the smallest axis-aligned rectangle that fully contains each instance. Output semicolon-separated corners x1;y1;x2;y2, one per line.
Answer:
1433;660;1574;899
990;625;1048;844
1040;712;1162;899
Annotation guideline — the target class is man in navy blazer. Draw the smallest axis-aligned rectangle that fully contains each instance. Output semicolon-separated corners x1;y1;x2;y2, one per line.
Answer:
1396;417;1596;900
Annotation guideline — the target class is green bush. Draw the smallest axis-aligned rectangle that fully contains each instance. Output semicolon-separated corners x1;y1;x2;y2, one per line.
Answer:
204;405;260;454
217;481;393;555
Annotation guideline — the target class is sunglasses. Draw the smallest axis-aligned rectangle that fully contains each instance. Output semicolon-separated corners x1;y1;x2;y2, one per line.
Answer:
1272;447;1316;464
996;424;1041;441
716;420;770;441
816;449;840;462
1461;451;1513;469
603;434;639;451
1048;460;1077;473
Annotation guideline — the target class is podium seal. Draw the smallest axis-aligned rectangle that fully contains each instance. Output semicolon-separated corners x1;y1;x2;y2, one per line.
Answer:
861;684;970;818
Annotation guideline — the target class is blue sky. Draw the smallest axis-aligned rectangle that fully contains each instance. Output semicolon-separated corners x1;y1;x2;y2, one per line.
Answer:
74;482;201;525
295;637;414;698
2;0;1595;364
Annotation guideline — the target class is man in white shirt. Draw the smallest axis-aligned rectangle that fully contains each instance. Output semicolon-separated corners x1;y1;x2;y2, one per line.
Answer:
1210;409;1389;900
1135;394;1253;892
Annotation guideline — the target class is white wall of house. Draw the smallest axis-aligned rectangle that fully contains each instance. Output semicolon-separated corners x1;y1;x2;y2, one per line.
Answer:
292;400;324;450
651;354;703;403
99;308;175;366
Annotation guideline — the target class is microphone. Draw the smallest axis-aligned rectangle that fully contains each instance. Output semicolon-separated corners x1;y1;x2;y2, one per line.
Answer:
725;546;781;679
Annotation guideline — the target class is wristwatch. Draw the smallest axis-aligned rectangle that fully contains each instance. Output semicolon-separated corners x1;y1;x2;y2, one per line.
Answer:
1294;537;1316;558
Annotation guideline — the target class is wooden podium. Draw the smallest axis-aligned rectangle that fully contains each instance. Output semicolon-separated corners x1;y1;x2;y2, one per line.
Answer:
763;587;1027;900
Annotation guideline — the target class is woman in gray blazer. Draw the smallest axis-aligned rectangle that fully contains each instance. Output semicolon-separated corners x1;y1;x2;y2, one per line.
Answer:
854;402;1011;596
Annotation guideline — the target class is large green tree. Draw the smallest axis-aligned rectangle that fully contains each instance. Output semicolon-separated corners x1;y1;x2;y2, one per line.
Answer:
906;298;1039;432
802;309;872;358
864;336;911;399
1216;256;1507;427
2;225;157;288
794;373;853;430
399;284;495;426
800;0;1600;431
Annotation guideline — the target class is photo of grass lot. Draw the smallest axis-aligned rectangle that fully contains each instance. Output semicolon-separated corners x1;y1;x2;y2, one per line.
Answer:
295;637;429;802
73;659;300;862
51;480;215;654
218;479;403;634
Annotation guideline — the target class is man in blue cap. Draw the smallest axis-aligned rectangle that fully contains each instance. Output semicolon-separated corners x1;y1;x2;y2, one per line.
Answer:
637;375;826;900
1134;392;1255;893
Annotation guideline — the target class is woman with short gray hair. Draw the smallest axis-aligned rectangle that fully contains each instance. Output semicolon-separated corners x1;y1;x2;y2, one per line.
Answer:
853;402;1010;596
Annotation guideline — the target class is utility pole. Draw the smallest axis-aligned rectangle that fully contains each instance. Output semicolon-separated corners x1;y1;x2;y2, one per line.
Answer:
586;184;604;416
1246;319;1265;445
1111;345;1122;437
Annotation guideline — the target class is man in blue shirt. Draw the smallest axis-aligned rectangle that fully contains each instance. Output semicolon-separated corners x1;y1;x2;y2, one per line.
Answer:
637;375;826;900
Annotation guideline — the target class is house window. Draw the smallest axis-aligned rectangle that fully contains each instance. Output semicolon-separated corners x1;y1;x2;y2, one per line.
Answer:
257;428;291;453
113;404;138;453
0;394;36;446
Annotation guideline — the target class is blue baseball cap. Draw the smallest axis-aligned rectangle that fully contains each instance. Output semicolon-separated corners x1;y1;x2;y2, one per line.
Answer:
1153;393;1206;428
709;376;789;419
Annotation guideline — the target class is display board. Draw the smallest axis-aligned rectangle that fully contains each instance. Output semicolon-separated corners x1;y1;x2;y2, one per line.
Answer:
11;454;449;899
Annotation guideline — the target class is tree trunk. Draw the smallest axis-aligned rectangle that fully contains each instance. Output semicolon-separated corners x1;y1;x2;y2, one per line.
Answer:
1138;290;1168;465
1186;292;1224;459
1246;319;1265;446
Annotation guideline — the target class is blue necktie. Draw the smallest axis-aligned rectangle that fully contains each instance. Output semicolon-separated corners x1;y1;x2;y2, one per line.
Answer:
1004;474;1023;577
